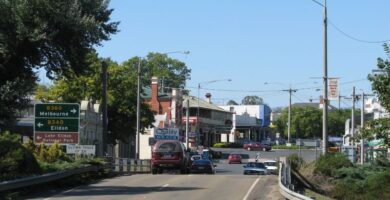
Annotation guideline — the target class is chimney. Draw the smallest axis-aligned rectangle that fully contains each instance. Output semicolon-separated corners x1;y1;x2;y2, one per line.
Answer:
205;93;212;103
151;77;159;112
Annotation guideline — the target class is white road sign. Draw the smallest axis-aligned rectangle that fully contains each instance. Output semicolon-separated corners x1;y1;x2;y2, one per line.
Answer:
328;78;339;101
66;144;95;155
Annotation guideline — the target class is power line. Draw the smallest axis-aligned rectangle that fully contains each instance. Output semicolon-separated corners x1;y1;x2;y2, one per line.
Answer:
291;93;306;103
309;0;390;44
328;19;390;44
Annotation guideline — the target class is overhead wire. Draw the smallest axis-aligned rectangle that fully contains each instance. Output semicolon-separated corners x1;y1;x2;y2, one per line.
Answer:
328;19;390;44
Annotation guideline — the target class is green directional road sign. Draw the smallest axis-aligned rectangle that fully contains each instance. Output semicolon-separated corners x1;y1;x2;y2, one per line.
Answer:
34;103;80;144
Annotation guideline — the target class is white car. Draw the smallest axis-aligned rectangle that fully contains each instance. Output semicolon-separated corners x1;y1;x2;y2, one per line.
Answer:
263;160;278;175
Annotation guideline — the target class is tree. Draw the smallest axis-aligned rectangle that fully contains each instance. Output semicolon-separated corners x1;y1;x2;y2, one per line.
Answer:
361;44;390;147
276;106;322;139
0;0;119;125
328;109;352;136
226;100;238;105
241;95;264;105
40;53;155;143
122;52;191;93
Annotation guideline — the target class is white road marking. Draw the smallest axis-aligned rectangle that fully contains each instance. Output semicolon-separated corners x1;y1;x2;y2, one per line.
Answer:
243;177;260;200
159;184;170;190
43;185;82;200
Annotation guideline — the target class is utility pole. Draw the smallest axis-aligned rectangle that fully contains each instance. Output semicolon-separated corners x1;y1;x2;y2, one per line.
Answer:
360;92;364;164
359;92;373;164
283;88;297;144
185;99;190;149
102;60;108;155
351;86;355;147
322;0;329;155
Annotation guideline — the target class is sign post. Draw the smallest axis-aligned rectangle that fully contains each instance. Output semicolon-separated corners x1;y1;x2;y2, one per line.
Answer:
34;103;80;144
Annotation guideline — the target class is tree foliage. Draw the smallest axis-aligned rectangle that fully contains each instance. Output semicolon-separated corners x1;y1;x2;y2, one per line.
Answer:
276;106;322;138
0;0;118;125
241;95;264;105
226;100;238;105
328;109;352;136
362;44;390;147
368;44;390;111
39;53;155;143
122;52;191;93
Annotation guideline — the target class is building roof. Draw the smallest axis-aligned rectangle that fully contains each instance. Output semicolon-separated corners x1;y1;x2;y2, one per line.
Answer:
182;95;230;113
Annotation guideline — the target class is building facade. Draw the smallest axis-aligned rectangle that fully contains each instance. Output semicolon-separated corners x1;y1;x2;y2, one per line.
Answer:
219;105;272;143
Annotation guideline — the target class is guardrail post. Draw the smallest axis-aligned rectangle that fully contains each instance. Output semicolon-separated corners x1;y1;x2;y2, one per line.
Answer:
126;158;131;174
119;158;123;174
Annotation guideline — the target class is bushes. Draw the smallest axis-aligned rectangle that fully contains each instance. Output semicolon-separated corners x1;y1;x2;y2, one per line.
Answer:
0;132;41;181
287;154;305;171
330;169;390;200
212;142;241;148
314;153;352;177
25;140;70;163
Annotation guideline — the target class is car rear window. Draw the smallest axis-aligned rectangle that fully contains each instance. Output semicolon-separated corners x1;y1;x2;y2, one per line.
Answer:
264;162;276;166
154;141;181;152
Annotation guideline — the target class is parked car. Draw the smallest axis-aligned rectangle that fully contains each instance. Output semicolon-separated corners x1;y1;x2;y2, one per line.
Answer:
151;140;190;174
228;153;242;164
243;142;272;151
190;159;216;174
243;162;268;175
263;160;278;175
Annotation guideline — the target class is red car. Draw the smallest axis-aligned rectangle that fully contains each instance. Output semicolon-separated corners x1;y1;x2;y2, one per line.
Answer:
228;153;242;164
243;142;271;151
151;140;190;174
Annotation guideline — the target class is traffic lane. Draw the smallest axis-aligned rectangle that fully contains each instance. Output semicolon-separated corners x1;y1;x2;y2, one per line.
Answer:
246;175;283;200
37;174;270;200
213;148;318;162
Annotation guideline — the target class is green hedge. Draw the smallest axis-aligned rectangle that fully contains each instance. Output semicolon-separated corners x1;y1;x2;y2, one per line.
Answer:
314;153;352;177
212;142;242;148
287;154;305;171
0;132;41;181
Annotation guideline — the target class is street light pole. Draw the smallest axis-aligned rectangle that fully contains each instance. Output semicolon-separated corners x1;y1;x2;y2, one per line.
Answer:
135;58;141;159
135;51;190;159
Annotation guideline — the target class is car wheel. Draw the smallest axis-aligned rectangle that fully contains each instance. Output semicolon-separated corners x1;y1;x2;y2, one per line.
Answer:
247;147;251;151
262;147;266;151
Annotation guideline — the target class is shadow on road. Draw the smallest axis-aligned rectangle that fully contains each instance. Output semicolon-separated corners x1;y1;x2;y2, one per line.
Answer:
56;185;205;197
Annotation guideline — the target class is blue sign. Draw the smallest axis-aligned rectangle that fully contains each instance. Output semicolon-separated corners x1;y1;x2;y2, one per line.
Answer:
154;128;179;140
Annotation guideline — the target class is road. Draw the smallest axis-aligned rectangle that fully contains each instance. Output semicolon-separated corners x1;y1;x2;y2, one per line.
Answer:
28;148;315;200
31;174;282;200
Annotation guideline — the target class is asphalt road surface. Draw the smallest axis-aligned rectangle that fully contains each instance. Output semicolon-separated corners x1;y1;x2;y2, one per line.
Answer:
27;148;316;200
29;174;282;200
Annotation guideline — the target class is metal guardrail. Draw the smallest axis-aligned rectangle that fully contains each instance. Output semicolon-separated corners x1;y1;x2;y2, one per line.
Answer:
111;158;151;174
0;165;100;192
278;158;313;200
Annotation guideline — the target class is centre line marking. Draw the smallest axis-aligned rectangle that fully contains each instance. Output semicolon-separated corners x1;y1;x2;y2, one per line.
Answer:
159;184;170;190
243;177;260;200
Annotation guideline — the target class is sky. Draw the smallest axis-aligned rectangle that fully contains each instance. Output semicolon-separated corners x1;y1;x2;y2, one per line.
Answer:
46;0;390;108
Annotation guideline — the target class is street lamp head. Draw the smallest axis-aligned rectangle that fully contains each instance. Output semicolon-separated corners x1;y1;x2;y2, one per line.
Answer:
228;79;232;82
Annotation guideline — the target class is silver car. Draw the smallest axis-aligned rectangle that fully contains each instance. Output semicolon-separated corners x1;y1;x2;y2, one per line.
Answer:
243;162;268;175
